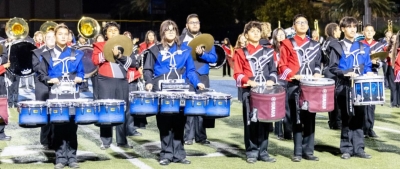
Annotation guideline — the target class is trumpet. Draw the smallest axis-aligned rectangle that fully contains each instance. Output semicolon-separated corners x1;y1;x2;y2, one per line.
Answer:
40;21;57;33
77;17;101;39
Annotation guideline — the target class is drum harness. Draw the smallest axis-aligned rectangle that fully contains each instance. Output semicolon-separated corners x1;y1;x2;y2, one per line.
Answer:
50;49;79;99
243;47;273;124
158;47;187;92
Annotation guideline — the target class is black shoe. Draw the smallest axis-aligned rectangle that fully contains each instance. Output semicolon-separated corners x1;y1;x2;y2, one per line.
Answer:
259;156;276;163
355;153;372;159
197;140;210;144
184;140;193;145
368;130;379;138
128;131;142;136
341;153;351;159
177;158;191;164
159;159;171;165
277;136;284;140
291;156;302;162
117;144;133;149
246;158;257;163
100;144;110;150
69;162;80;168
303;155;319;161
42;144;49;150
54;163;65;169
0;136;11;141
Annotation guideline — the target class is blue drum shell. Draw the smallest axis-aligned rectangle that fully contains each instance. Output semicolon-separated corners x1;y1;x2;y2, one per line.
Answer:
49;107;70;124
75;106;98;125
130;97;159;116
97;104;125;126
19;107;48;128
159;98;180;115
205;98;231;118
184;99;206;116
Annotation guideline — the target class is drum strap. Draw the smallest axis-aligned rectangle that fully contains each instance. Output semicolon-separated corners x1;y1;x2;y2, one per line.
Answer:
242;47;269;82
289;38;315;76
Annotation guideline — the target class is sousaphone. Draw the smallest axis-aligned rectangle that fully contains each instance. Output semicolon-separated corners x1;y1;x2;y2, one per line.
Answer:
40;21;57;33
188;33;225;69
103;35;133;63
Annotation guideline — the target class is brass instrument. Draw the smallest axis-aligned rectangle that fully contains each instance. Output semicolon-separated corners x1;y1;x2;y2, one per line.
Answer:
77;17;101;39
5;17;29;40
314;20;319;35
388;20;393;33
278;20;281;28
40;21;57;33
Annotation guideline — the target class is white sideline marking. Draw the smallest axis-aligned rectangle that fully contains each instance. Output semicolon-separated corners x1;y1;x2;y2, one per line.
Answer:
79;126;152;169
374;126;400;134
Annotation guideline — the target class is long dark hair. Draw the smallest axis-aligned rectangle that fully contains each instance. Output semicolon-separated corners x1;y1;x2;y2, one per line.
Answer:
145;30;158;47
223;38;232;47
272;28;286;53
159;20;181;48
391;31;400;66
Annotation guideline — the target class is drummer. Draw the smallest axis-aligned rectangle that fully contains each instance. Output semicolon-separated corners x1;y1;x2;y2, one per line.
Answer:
233;21;277;163
327;16;373;160
144;20;205;165
278;14;322;162
0;42;11;142
37;23;84;169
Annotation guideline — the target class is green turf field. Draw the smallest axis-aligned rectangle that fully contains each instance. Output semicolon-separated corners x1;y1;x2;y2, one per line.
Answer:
1;69;400;169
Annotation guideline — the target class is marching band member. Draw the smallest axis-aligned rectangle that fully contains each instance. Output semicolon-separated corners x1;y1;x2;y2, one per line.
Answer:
144;20;205;165
387;34;399;107
234;34;247;102
34;31;45;48
67;30;76;47
180;14;217;145
0;42;11;141
32;30;56;149
260;22;272;46
327;16;373;160
322;23;342;130
222;37;232;77
92;21;136;149
278;14;322;162
234;21;277;163
37;24;84;169
139;30;158;54
393;32;400;102
360;24;384;138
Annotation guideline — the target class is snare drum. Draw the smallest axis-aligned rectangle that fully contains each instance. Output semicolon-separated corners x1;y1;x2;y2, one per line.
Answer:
129;91;159;116
250;85;286;122
159;92;181;115
202;92;232;118
74;100;98;125
183;94;207;116
96;99;125;126
18;101;48;128
353;76;385;105
299;78;335;112
47;99;71;124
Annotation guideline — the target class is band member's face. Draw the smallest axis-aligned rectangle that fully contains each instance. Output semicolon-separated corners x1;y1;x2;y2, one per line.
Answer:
78;37;86;44
334;26;341;39
96;36;105;42
245;27;261;43
36;34;44;43
312;31;318;38
124;34;132;39
45;32;55;47
239;35;246;46
67;33;73;42
276;30;286;42
148;33;155;42
293;17;309;34
341;23;357;39
106;26;120;40
363;26;375;39
186;17;200;34
56;28;69;46
164;25;176;41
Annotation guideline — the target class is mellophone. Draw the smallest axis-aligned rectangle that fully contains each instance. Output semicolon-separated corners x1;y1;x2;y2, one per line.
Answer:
18;99;126;128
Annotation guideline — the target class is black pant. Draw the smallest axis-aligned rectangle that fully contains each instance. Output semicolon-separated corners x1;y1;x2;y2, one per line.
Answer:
275;82;292;139
387;66;400;106
328;96;342;129
0;124;6;138
34;76;52;146
238;87;243;102
287;82;315;156
91;74;99;100
222;62;231;76
363;105;375;136
98;75;128;146
242;88;271;158
53;116;78;165
6;72;20;107
157;113;187;161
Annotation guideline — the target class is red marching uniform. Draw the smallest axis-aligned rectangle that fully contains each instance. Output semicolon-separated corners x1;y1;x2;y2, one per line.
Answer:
394;48;400;82
139;42;155;54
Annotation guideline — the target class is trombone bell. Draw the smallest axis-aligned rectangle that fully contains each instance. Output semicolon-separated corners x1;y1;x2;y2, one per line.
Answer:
6;17;29;40
78;17;100;39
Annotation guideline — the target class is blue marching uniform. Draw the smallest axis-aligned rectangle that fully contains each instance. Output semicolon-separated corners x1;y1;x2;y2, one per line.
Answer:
180;33;217;144
144;43;200;162
328;38;372;158
38;46;84;166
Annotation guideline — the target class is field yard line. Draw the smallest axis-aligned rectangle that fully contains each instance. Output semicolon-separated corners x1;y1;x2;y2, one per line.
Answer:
79;126;152;169
375;126;400;134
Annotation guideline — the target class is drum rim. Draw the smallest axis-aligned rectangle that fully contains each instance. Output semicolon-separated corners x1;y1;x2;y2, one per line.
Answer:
300;78;335;85
95;99;125;105
184;94;208;100
18;101;47;107
353;75;384;80
130;91;159;97
203;92;232;98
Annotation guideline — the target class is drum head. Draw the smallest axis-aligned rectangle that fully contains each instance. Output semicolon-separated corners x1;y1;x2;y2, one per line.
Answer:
96;99;125;105
18;101;47;107
209;44;226;69
184;93;208;100
130;91;158;98
10;41;36;76
251;85;285;94
300;78;335;86
77;46;97;78
203;92;232;99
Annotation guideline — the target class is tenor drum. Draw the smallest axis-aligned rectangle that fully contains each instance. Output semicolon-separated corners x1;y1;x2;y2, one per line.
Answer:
209;44;226;69
353;76;385;106
74;100;98;125
47;99;71;124
299;78;335;112
250;86;286;122
77;46;98;78
129;91;159;116
202;92;232;118
95;99;125;126
183;94;207;116
18;101;48;128
159;92;181;115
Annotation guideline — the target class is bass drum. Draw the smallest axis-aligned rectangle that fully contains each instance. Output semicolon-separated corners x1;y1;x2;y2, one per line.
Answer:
209;44;226;69
77;46;97;78
9;38;36;76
